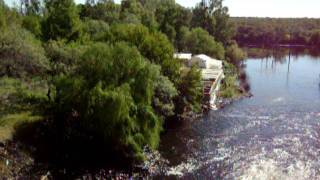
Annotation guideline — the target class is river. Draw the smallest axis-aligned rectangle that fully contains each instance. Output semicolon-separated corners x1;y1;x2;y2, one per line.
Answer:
158;48;320;179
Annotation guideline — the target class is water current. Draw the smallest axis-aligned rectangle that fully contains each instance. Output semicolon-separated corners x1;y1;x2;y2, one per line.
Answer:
159;49;320;179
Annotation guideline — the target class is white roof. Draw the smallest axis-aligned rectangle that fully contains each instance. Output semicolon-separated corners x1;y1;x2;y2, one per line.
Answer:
174;53;192;60
192;54;223;69
202;69;224;80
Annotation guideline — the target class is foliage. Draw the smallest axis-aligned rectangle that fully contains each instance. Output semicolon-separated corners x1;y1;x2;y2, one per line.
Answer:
0;0;6;29
152;75;178;119
53;43;163;159
0;1;22;29
0;0;236;166
0;27;49;77
231;17;320;46
79;0;120;24
180;27;225;59
219;75;240;98
219;62;240;98
225;42;247;64
42;0;81;41
191;0;233;45
82;19;109;40
154;1;192;44
100;23;180;82
174;66;203;116
44;40;88;76
22;15;42;37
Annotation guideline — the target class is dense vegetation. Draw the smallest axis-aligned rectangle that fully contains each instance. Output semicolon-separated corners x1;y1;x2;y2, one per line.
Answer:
0;0;245;177
232;17;320;47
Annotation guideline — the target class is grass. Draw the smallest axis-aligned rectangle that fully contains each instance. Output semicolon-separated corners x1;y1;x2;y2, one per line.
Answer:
0;112;42;141
0;77;47;142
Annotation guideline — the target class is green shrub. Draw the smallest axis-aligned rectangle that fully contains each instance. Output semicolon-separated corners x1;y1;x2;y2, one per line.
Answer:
226;42;247;64
22;15;42;37
0;27;49;78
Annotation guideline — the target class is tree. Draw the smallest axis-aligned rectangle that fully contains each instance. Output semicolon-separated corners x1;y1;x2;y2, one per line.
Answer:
210;0;233;45
42;0;81;41
191;1;215;34
44;40;88;76
155;1;192;44
22;15;42;37
0;27;49;77
82;19;109;40
191;0;233;45
101;24;180;83
174;66;202;116
225;41;246;64
79;0;120;24
152;75;178;119
53;42;163;159
310;30;320;46
180;27;225;59
119;0;144;24
0;0;6;29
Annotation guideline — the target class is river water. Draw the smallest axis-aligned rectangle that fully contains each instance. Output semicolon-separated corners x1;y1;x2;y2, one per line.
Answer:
159;48;320;179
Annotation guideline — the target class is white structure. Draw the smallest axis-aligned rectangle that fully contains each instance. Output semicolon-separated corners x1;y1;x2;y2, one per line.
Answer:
173;53;192;60
188;54;224;110
174;53;192;66
174;53;224;110
189;54;223;69
202;69;224;110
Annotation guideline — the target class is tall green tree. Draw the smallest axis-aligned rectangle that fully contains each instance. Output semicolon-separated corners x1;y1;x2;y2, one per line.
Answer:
192;0;233;45
79;0;120;24
210;0;233;45
180;27;225;59
191;0;215;35
53;42;163;159
175;66;202;116
42;0;81;41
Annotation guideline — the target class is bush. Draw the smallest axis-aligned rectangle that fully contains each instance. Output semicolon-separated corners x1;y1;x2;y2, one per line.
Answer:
82;19;109;40
22;15;42;37
225;42;247;64
0;27;49;78
44;40;88;76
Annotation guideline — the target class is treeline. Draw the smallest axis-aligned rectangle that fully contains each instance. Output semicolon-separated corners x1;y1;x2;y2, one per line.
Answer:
0;0;245;168
231;17;320;47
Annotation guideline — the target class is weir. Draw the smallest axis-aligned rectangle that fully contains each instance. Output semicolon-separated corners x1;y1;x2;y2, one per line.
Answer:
174;53;225;110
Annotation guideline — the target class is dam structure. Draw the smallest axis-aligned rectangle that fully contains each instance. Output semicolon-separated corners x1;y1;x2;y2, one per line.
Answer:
174;53;225;110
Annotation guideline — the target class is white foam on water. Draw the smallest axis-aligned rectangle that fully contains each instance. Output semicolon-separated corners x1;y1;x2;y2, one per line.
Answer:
162;109;320;178
166;158;199;177
272;97;285;103
239;159;314;180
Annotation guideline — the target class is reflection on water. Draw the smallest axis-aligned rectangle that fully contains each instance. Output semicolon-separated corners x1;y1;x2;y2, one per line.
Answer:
159;48;320;179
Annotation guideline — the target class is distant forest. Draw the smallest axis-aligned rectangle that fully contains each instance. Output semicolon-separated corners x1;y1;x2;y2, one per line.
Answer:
231;17;320;47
